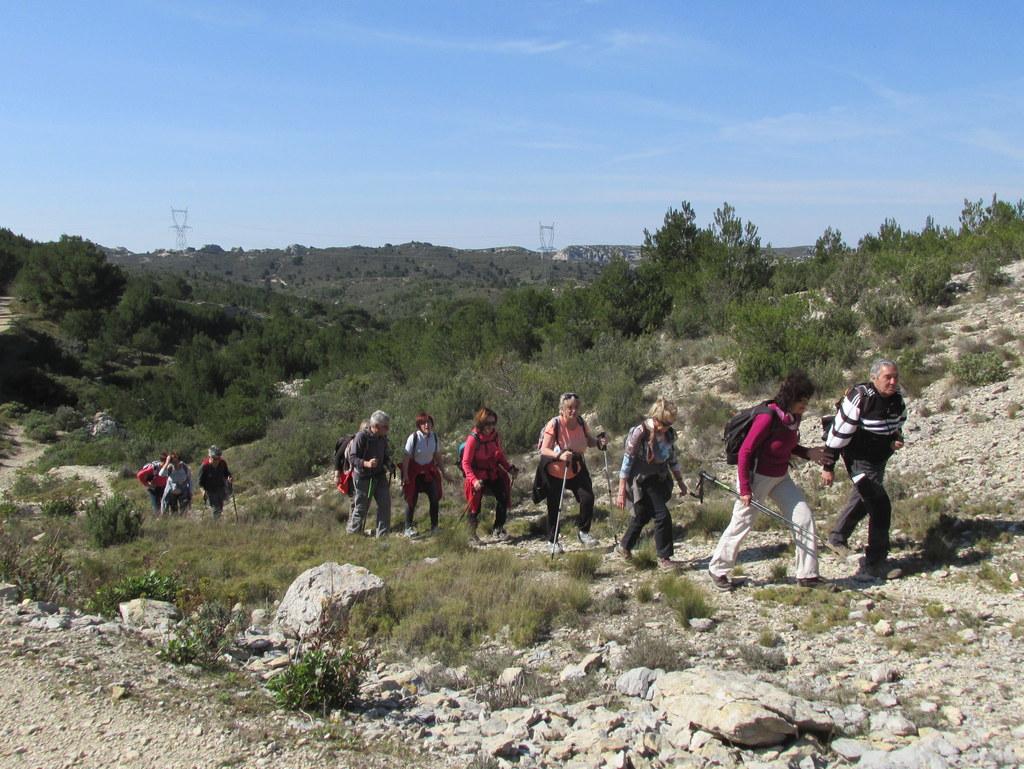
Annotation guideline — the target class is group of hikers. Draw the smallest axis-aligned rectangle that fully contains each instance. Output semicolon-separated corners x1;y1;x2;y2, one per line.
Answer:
332;357;908;588
136;446;234;517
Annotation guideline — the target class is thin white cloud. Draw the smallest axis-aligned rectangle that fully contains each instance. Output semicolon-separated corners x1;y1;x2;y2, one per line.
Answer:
719;109;896;145
318;21;570;55
964;128;1024;163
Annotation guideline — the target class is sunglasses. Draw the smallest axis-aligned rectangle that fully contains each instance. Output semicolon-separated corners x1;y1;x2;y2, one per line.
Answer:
482;420;497;427
655;419;673;428
561;392;579;401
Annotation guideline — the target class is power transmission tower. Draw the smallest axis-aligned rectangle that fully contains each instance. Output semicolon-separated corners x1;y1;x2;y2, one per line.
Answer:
539;222;555;254
170;208;192;250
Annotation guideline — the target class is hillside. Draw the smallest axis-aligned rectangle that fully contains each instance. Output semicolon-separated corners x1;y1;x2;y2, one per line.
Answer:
1;262;1023;768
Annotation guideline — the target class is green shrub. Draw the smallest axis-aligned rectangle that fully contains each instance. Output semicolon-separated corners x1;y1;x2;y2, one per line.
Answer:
41;497;77;517
861;293;912;333
87;569;183;617
950;351;1009;386
22;410;58;442
159;601;246;670
83;493;144;547
267;639;368;715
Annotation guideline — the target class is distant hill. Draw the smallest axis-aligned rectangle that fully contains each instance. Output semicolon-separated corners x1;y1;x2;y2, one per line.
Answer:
102;240;812;312
103;241;613;312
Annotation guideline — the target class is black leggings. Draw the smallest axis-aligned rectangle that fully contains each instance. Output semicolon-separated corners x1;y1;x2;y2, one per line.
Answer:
545;468;595;542
405;478;440;528
468;479;508;529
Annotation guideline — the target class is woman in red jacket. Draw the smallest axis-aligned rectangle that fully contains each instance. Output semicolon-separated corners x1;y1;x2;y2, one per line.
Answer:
461;407;517;542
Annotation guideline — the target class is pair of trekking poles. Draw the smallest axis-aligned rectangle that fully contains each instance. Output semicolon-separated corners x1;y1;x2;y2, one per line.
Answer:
549;434;615;559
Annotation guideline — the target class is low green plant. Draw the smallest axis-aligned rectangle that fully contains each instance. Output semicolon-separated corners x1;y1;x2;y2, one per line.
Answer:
87;569;183;616
634;582;654;603
656;574;714;627
267;632;369;715
159;601;246;670
0;520;76;604
41;497;78;517
768;561;788;583
83;493;143;547
560;551;601;581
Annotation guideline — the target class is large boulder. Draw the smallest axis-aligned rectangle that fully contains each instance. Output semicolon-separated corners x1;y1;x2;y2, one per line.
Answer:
119;598;181;630
273;562;385;641
652;667;834;747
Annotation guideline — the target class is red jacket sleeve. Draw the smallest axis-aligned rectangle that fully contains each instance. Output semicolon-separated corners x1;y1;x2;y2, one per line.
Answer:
461;433;479;485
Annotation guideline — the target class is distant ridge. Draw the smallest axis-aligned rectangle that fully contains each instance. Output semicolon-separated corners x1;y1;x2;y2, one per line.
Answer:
552;245;643;264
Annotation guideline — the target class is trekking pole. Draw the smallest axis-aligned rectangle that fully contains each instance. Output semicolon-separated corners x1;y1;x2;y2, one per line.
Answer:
599;433;613;506
230;483;238;522
697;471;829;549
551;463;570;560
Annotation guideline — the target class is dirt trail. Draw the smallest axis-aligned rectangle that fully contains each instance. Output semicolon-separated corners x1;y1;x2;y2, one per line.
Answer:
0;296;12;333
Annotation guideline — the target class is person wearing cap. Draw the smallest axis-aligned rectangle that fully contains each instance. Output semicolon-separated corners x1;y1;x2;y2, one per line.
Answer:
197;445;233;518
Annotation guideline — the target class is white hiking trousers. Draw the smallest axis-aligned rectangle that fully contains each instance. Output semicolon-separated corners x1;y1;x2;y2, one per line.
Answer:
709;472;819;580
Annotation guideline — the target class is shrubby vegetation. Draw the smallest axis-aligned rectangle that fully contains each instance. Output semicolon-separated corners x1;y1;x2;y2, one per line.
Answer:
4;195;1023;478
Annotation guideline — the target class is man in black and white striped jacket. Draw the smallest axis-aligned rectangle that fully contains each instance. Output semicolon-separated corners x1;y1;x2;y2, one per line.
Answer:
821;358;908;579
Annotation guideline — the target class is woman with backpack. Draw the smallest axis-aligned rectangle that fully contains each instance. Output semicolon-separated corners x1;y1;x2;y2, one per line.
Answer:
461;407;517;542
400;412;453;537
708;371;827;592
158;450;192;515
538;392;608;554
615;397;688;571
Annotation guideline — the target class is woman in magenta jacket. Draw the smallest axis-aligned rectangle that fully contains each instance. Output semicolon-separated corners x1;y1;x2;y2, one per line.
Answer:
708;371;828;591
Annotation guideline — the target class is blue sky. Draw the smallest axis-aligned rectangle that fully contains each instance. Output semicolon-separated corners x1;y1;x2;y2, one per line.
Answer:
2;1;1021;253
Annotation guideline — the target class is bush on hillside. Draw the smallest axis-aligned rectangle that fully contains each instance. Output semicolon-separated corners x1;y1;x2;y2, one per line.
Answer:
83;494;144;548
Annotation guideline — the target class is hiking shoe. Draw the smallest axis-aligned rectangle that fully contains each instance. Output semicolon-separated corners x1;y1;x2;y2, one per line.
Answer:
548;541;564;555
614;545;632;562
827;541;854;558
658;558;677;572
578;531;600;548
709;572;735;592
865;563;903;580
492;527;510;541
797;577;830;589
404;527;417;538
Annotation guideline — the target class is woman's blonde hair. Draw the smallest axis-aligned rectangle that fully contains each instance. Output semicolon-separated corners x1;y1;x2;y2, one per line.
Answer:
646;396;677;425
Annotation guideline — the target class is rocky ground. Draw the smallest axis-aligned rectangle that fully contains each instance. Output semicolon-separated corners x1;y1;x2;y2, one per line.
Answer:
2;270;1024;768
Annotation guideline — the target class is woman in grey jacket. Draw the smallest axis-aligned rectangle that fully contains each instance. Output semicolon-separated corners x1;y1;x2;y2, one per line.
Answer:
614;397;688;570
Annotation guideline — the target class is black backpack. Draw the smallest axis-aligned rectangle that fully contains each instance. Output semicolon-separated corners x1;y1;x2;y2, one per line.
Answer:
723;402;777;465
333;434;356;473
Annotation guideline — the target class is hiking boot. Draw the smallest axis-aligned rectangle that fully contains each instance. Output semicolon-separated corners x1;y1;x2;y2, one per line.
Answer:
658;558;677;572
865;563;903;580
577;531;600;548
709;572;735;592
404;527;417;538
492;527;510;541
827;540;854;558
614;545;632;562
548;541;564;555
